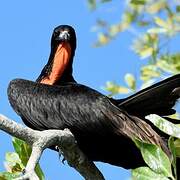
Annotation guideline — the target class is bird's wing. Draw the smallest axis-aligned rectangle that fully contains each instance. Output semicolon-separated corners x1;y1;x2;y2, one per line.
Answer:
8;79;117;133
8;79;169;154
115;74;180;116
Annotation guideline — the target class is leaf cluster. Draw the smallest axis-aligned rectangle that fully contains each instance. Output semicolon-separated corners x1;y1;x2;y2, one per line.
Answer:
0;138;44;180
132;115;180;180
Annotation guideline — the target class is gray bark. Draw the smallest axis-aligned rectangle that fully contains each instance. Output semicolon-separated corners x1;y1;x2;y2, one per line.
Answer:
0;114;105;180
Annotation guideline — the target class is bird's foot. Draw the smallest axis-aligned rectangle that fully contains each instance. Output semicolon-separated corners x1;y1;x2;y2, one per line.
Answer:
56;145;67;164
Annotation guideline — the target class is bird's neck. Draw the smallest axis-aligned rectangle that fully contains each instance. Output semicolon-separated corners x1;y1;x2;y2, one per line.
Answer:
36;46;76;85
53;58;76;84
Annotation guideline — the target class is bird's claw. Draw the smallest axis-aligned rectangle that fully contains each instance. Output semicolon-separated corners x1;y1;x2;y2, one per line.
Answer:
56;145;67;164
62;157;66;164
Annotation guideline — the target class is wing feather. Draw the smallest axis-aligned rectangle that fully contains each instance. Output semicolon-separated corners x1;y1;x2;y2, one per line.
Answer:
8;78;169;155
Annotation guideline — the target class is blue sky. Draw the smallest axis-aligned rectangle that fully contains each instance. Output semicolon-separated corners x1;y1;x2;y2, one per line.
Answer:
0;1;161;179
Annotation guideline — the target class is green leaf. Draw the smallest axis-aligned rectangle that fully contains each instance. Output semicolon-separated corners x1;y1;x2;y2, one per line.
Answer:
140;47;154;59
168;137;177;179
124;73;136;90
147;28;167;34
134;139;173;177
4;152;24;173
157;55;180;74
35;164;45;180
141;65;161;81
130;0;146;5
96;32;110;46
5;152;21;165
87;0;96;10
109;24;121;36
0;172;20;180
147;2;167;14
137;20;150;27
132;167;169;180
157;60;179;74
12;138;31;166
154;17;168;29
101;0;111;3
12;138;26;157
176;5;180;12
11;163;22;173
145;114;180;138
174;139;180;157
121;11;137;29
105;81;130;96
132;33;158;60
12;138;45;180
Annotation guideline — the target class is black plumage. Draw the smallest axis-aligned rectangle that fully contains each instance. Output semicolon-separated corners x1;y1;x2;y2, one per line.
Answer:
8;25;180;169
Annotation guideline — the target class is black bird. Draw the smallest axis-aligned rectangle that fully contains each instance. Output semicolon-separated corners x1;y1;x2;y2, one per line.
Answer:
8;25;180;169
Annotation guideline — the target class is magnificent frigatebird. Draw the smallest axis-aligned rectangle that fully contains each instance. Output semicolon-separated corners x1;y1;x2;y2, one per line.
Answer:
8;25;180;169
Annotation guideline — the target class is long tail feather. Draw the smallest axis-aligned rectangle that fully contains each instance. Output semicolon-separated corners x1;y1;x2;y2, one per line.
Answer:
117;74;180;116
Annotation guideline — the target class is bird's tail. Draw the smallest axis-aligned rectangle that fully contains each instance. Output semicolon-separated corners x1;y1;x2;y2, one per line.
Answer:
117;74;180;117
116;74;180;179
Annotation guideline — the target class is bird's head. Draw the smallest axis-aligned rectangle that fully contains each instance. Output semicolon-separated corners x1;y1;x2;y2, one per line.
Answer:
37;25;77;85
51;25;76;52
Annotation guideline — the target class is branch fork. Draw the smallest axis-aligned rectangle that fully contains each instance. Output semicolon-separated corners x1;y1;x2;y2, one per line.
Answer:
0;114;105;180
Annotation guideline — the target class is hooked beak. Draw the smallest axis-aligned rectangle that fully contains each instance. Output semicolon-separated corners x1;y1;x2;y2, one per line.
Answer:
56;31;70;41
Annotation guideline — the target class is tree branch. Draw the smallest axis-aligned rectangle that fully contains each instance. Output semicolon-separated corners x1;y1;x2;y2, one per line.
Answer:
0;114;105;180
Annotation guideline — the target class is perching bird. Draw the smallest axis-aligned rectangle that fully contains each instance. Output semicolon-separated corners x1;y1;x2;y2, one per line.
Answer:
8;25;180;169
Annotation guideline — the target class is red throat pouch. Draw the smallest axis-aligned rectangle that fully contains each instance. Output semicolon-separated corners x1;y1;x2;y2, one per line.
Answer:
40;42;71;85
